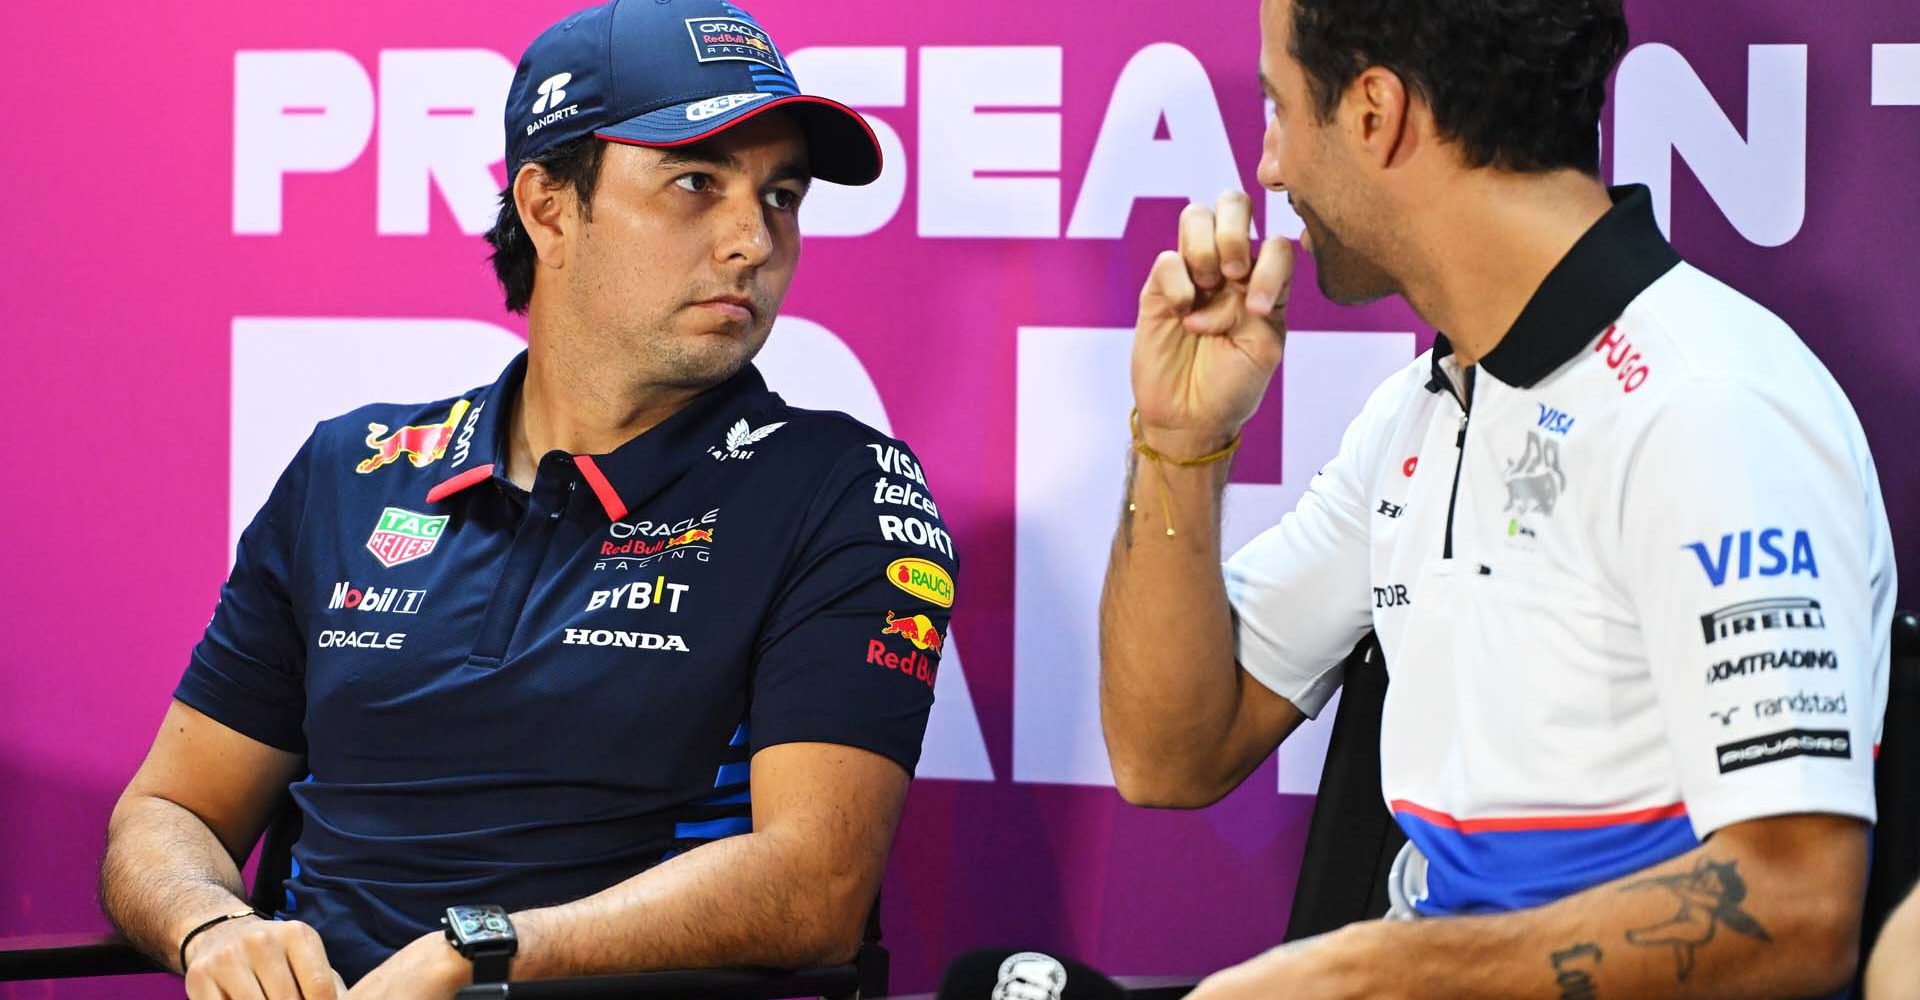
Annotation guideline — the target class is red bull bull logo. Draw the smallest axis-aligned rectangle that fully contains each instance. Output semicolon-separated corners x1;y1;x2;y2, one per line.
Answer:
356;399;471;475
867;613;939;687
879;610;943;654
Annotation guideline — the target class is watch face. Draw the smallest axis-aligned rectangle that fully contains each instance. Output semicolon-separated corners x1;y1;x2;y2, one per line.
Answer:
447;906;514;946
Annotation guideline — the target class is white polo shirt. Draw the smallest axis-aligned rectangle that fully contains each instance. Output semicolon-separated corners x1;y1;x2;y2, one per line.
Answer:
1225;186;1896;915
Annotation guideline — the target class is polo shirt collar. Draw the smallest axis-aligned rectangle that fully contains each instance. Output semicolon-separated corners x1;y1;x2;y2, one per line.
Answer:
1426;184;1681;392
425;351;780;522
571;363;778;522
423;352;521;505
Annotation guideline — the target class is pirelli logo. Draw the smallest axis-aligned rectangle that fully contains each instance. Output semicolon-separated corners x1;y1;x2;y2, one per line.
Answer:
1715;728;1850;774
1698;596;1824;645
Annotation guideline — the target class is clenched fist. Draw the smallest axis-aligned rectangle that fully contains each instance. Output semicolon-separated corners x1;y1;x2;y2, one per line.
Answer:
1132;190;1295;454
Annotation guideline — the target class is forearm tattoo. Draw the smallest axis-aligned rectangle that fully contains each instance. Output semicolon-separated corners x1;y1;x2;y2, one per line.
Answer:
1621;857;1772;981
1550;942;1603;1000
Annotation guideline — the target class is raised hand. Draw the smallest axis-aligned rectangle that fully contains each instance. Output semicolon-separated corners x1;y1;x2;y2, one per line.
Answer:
1131;190;1294;453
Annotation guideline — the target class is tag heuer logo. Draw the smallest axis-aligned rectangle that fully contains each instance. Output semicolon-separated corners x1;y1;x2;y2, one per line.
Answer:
366;507;449;568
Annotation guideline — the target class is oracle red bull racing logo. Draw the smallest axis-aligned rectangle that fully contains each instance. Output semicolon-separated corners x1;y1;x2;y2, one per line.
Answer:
684;17;784;73
356;399;471;474
600;527;714;559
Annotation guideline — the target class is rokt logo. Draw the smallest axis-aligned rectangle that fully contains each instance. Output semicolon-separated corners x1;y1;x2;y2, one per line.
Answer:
532;73;571;114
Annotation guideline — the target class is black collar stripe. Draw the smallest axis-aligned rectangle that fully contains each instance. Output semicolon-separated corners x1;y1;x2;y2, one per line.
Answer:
1427;185;1682;393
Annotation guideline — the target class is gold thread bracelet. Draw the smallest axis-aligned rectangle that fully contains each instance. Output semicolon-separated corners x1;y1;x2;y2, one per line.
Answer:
1127;408;1242;537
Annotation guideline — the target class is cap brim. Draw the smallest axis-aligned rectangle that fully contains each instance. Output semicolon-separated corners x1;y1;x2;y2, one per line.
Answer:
595;94;882;186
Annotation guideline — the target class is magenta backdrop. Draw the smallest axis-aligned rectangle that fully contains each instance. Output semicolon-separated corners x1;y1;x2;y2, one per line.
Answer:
3;1;1916;997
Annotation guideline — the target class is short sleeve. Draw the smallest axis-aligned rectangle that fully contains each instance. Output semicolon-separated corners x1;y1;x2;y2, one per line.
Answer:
173;432;316;753
1614;378;1882;837
1222;370;1404;716
749;440;957;775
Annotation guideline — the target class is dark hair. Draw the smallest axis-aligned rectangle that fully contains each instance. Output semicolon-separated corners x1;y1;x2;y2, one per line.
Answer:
1289;0;1628;175
485;136;610;314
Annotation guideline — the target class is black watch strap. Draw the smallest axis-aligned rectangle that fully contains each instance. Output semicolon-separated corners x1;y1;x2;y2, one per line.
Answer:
470;948;512;984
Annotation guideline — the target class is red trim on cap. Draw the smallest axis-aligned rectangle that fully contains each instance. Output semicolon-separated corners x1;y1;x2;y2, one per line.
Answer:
594;94;883;182
573;455;628;522
425;465;494;504
1390;799;1689;834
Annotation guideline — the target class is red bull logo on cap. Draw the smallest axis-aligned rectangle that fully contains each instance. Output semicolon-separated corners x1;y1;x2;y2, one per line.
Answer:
357;399;471;475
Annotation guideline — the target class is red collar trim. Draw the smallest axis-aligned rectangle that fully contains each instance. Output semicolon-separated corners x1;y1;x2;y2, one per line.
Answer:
572;455;628;521
425;464;494;505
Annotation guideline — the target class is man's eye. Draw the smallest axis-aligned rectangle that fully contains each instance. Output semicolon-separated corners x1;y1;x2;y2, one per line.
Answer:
763;188;802;211
674;173;713;192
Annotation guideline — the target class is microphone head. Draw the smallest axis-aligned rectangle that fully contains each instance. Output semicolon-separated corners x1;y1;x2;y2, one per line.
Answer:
936;949;1126;1000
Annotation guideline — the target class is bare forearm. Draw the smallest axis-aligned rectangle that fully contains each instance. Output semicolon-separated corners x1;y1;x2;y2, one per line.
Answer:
1346;820;1864;1000
100;794;254;972
509;828;870;978
1099;440;1241;758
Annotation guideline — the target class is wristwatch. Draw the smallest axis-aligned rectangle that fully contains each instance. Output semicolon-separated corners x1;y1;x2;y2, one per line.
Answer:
442;905;517;984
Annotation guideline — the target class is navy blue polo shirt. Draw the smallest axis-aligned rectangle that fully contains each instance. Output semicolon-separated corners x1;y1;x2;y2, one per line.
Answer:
175;353;957;982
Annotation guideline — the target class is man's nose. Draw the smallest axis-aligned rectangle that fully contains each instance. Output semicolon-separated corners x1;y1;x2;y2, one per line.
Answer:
715;193;773;267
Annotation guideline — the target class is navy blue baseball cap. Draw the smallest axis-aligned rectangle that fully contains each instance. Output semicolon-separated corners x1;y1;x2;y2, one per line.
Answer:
504;0;881;185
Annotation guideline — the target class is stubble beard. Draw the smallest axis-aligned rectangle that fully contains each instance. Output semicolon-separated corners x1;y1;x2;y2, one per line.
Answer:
1295;198;1400;307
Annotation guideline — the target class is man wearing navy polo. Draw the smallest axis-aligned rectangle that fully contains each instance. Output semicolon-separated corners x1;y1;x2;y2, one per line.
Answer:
98;3;958;997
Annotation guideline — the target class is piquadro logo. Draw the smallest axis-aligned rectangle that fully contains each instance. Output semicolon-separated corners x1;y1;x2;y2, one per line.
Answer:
532;73;571;114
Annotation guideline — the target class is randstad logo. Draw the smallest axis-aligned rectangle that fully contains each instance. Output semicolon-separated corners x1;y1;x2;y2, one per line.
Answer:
532;73;571;114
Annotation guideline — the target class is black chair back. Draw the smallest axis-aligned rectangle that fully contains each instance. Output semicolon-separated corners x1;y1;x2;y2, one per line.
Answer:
1860;610;1920;993
1281;633;1402;942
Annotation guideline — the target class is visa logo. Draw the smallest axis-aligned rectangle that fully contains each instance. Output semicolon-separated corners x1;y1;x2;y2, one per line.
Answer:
1537;404;1575;435
1685;528;1819;587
